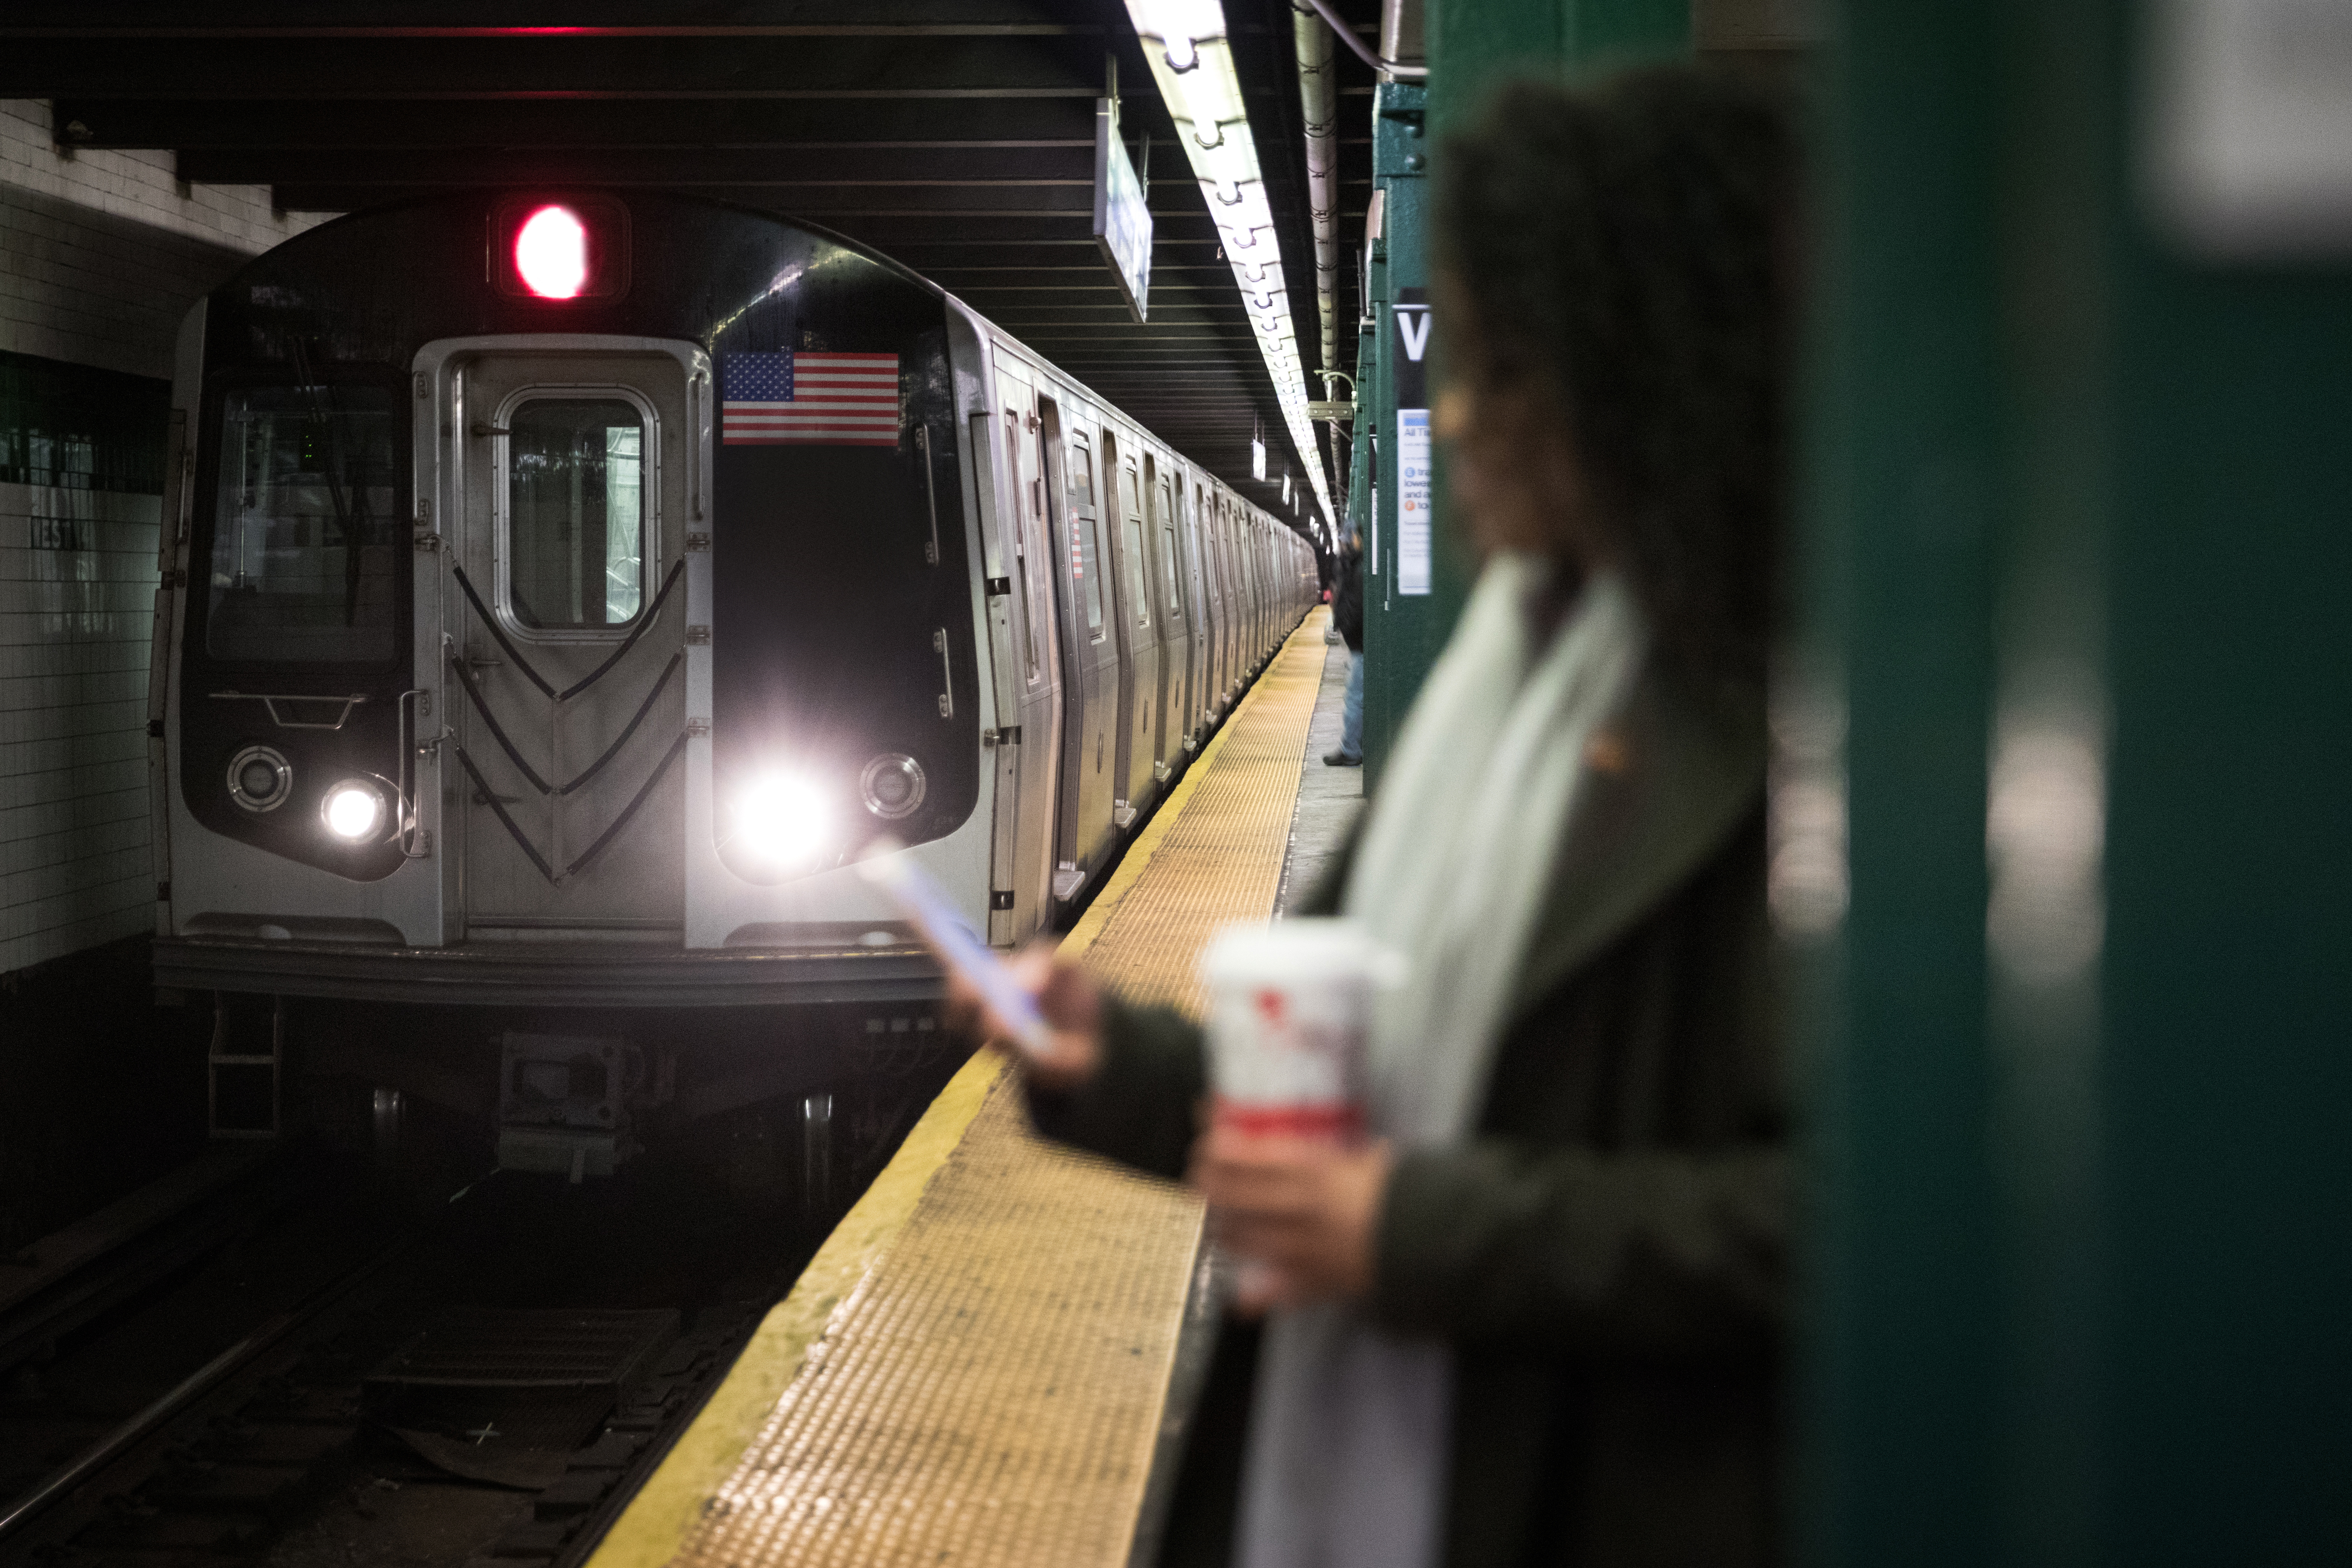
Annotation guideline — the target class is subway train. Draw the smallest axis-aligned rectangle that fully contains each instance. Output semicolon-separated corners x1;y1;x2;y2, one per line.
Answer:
146;190;1317;1169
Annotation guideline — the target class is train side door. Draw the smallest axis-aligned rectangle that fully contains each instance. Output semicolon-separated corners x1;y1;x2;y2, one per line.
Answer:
1098;430;1139;828
1148;464;1183;775
1221;504;1241;695
436;347;695;937
1111;446;1157;818
992;371;1062;940
1194;484;1221;720
1037;399;1114;896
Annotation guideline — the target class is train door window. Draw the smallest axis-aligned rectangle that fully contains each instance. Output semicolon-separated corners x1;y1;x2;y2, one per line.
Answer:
1006;408;1040;682
505;397;647;631
1120;461;1149;629
1067;431;1105;637
206;381;401;665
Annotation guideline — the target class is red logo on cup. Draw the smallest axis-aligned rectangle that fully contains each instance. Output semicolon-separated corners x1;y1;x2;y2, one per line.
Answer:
1255;989;1287;1025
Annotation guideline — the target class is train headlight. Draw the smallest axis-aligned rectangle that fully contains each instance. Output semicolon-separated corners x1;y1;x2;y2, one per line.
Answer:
321;778;388;842
859;754;927;820
733;773;830;865
227;745;292;813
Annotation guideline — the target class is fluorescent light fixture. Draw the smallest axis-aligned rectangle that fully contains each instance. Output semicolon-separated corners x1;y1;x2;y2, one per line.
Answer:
1125;0;1334;526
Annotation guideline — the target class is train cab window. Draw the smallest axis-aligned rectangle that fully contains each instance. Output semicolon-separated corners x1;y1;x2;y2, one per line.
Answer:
506;398;646;631
206;383;401;665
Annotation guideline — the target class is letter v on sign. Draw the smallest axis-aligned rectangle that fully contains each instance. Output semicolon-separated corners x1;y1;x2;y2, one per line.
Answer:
1396;308;1432;361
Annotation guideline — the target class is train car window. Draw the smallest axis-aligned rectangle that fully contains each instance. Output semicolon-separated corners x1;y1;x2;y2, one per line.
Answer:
1067;433;1105;636
1006;410;1039;682
1126;513;1150;629
1159;479;1182;616
206;383;400;665
1121;464;1148;629
505;398;646;631
1067;432;1097;510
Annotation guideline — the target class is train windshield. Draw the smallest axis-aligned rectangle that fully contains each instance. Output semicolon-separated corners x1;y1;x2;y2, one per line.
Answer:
507;398;645;630
207;383;401;665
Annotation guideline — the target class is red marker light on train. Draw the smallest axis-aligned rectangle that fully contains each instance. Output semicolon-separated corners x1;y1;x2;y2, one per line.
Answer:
488;194;631;302
514;205;587;298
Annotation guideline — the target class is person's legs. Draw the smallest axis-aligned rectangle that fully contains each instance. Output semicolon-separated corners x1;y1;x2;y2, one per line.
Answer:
1325;649;1365;766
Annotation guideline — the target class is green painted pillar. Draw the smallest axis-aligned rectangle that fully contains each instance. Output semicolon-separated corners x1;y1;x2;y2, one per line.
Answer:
1800;4;2002;1562
1354;1;1691;779
1807;0;2352;1563
1358;80;1426;783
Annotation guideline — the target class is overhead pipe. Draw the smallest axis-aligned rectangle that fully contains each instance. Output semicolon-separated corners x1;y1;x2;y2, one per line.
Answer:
1296;0;1428;82
1293;2;1340;400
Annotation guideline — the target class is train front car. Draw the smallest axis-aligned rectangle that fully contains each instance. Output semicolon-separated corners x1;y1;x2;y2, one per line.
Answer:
153;192;989;1176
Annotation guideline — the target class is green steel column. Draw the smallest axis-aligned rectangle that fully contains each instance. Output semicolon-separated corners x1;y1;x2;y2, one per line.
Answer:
1801;5;2002;1563
2096;5;2352;1557
1809;0;2352;1563
1359;81;1427;783
1353;1;1691;778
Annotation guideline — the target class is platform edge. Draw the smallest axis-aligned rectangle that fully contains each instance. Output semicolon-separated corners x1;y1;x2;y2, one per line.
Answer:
581;1046;1011;1568
1061;608;1326;965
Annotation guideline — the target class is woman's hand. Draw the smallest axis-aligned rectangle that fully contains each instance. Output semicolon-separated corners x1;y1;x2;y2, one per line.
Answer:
940;942;1105;1094
1190;1126;1395;1312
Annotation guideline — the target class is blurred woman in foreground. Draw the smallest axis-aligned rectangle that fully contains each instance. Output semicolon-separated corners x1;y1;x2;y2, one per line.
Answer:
953;64;1798;1568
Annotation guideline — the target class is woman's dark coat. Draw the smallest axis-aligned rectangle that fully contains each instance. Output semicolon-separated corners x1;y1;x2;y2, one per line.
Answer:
1029;675;1783;1568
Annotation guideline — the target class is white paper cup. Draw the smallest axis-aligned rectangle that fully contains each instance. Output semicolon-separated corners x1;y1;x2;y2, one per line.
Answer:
1199;919;1385;1146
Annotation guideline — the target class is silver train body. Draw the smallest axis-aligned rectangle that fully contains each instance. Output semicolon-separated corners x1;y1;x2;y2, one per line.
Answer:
147;192;1316;1063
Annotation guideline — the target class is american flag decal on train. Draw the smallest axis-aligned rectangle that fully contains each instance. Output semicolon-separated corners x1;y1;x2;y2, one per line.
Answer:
721;351;900;446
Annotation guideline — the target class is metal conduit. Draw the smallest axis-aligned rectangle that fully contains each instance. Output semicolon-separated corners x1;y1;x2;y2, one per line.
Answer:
1294;2;1340;396
1293;3;1342;507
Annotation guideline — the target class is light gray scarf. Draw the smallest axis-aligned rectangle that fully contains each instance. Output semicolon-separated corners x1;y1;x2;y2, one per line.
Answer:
1233;556;1647;1568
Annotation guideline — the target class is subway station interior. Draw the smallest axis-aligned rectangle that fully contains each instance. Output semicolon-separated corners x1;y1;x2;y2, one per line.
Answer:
0;2;2345;1565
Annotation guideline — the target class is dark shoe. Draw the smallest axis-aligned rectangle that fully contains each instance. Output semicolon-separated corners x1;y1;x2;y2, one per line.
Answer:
1323;750;1362;767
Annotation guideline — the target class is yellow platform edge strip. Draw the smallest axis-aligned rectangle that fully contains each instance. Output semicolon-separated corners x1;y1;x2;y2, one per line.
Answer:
585;607;1326;1568
583;1048;1010;1568
1062;607;1329;963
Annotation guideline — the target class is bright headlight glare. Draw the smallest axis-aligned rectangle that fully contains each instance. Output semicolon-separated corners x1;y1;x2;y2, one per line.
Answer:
734;773;830;864
321;779;386;841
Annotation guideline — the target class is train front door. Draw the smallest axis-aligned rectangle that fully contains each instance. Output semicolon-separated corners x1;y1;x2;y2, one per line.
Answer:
429;343;699;938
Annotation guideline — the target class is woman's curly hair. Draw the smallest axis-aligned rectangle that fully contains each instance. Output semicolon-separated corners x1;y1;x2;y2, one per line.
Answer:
1436;64;1798;697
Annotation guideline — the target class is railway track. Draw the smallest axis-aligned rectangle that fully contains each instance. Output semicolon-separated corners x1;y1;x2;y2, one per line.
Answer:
0;1057;959;1568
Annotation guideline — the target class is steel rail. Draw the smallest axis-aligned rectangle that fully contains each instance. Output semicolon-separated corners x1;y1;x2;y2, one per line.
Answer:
0;1235;413;1546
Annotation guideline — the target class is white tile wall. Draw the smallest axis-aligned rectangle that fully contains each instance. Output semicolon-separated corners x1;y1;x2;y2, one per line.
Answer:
0;100;320;269
0;484;162;974
1;98;331;974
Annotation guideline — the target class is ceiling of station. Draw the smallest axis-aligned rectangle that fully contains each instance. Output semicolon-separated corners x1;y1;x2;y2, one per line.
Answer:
0;1;1387;537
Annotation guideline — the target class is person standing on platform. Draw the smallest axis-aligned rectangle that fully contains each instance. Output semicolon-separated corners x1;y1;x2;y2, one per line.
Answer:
952;63;1795;1568
1325;529;1366;768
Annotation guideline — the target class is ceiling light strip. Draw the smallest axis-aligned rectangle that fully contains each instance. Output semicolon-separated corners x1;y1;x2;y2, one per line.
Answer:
1124;0;1335;527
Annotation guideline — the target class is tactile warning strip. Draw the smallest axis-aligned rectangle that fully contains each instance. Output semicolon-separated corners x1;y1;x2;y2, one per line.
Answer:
668;1082;1202;1568
1065;608;1333;1018
588;611;1331;1568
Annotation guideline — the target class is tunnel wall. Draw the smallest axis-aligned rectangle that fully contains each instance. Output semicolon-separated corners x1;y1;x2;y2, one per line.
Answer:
0;100;322;978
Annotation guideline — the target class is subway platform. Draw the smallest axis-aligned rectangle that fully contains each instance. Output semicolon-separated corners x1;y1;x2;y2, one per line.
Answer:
585;609;1358;1568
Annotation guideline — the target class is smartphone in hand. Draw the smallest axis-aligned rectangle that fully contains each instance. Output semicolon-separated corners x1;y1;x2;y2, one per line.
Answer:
856;843;1051;1059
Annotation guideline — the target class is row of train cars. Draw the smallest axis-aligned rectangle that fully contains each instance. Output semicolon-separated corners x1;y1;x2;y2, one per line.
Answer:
149;191;1321;1164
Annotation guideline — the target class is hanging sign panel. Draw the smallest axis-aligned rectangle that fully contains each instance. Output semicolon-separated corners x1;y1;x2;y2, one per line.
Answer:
1393;287;1432;597
1094;98;1154;322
